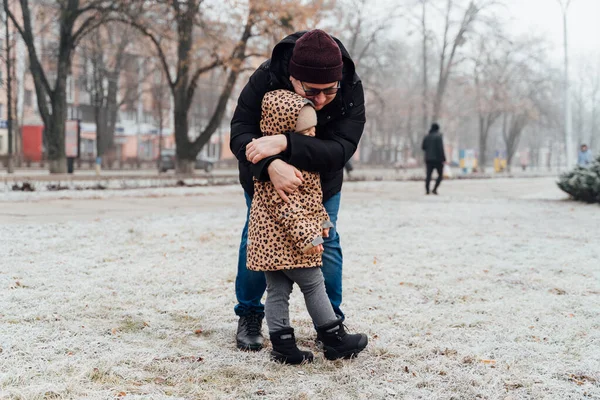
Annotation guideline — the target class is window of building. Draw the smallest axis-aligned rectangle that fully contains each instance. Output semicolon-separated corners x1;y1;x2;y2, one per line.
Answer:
25;90;33;107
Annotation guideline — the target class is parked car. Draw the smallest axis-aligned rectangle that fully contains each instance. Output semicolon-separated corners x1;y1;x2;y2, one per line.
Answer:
159;149;215;173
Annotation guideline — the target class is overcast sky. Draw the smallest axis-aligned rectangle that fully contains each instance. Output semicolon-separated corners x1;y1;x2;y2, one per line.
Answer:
504;0;600;64
367;0;600;70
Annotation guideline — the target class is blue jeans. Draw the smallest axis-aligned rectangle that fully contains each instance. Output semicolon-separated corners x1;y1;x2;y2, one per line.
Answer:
234;191;344;320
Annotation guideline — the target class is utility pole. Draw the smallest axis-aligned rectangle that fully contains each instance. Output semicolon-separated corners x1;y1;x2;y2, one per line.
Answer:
558;0;574;169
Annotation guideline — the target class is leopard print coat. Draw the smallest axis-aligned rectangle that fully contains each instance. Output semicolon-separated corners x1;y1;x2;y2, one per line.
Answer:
247;90;333;271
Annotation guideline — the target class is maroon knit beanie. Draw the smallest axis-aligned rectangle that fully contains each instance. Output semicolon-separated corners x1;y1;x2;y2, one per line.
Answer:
289;29;343;84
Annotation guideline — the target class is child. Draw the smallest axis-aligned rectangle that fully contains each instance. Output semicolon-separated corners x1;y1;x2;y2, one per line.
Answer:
247;89;368;364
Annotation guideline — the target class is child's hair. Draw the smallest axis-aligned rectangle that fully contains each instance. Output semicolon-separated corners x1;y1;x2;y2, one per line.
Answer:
295;105;317;133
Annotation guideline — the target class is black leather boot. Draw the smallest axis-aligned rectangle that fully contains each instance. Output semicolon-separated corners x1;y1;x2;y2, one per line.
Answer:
236;313;264;351
316;318;368;360
270;327;314;365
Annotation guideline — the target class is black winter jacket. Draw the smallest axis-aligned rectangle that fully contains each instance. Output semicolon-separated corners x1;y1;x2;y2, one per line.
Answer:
230;31;366;202
422;132;447;164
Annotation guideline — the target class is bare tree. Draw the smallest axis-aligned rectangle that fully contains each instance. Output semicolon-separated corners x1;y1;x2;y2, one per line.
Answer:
148;62;171;165
578;55;600;152
121;0;324;173
5;0;117;173
502;71;550;172
327;0;403;165
79;22;134;162
430;0;491;122
590;57;600;151
471;34;516;172
338;0;401;70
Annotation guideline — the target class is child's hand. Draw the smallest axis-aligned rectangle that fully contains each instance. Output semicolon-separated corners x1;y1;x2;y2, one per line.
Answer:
322;228;330;238
304;244;324;255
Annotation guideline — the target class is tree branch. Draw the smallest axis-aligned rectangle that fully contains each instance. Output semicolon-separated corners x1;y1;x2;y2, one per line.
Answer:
115;18;175;89
186;58;223;106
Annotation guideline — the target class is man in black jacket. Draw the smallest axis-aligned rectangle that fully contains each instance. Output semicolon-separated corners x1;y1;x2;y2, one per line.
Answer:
230;29;365;350
422;123;447;195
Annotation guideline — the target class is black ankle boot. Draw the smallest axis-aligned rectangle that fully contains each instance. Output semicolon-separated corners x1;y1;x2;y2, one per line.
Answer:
270;328;314;365
236;313;264;351
316;318;368;360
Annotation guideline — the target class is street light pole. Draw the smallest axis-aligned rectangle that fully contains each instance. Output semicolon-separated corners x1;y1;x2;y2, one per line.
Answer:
558;0;574;169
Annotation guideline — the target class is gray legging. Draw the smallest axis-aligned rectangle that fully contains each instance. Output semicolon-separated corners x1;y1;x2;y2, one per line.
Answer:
265;267;337;333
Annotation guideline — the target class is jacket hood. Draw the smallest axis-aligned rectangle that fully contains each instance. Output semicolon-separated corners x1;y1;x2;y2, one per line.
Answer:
260;90;314;135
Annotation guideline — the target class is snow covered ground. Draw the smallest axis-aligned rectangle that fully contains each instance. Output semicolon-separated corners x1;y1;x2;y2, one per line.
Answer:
1;178;598;399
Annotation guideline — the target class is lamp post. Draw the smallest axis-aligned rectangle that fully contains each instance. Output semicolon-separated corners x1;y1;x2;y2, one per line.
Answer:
557;0;574;169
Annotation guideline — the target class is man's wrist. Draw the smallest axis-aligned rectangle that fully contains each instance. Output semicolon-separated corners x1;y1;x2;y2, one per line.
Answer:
268;158;284;176
279;135;288;153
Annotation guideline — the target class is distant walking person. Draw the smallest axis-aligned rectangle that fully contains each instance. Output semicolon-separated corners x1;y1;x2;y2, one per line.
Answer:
422;123;447;195
578;144;593;167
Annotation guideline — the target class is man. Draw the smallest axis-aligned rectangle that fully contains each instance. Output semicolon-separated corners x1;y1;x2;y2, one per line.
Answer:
422;123;446;195
229;29;365;351
578;144;593;167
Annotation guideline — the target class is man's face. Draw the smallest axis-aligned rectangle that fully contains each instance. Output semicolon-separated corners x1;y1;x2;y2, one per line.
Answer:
582;145;588;152
290;77;339;111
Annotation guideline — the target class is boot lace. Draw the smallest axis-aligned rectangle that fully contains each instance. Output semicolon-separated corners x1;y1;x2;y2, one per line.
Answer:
245;313;262;336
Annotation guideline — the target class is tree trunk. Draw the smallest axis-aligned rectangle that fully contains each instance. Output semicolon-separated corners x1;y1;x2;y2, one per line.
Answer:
7;0;85;173
189;8;255;156
105;74;119;155
46;67;69;173
176;159;194;174
157;111;164;168
173;90;193;173
5;1;14;173
95;107;108;157
505;114;528;174
479;119;487;173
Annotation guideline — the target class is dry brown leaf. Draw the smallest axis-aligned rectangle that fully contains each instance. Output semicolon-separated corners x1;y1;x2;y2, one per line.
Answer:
550;288;566;295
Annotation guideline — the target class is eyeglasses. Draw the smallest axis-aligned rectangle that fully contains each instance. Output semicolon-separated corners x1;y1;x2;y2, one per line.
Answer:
300;81;340;97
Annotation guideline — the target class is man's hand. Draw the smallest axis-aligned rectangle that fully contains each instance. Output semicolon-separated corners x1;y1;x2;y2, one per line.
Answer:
245;135;288;164
267;159;303;203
